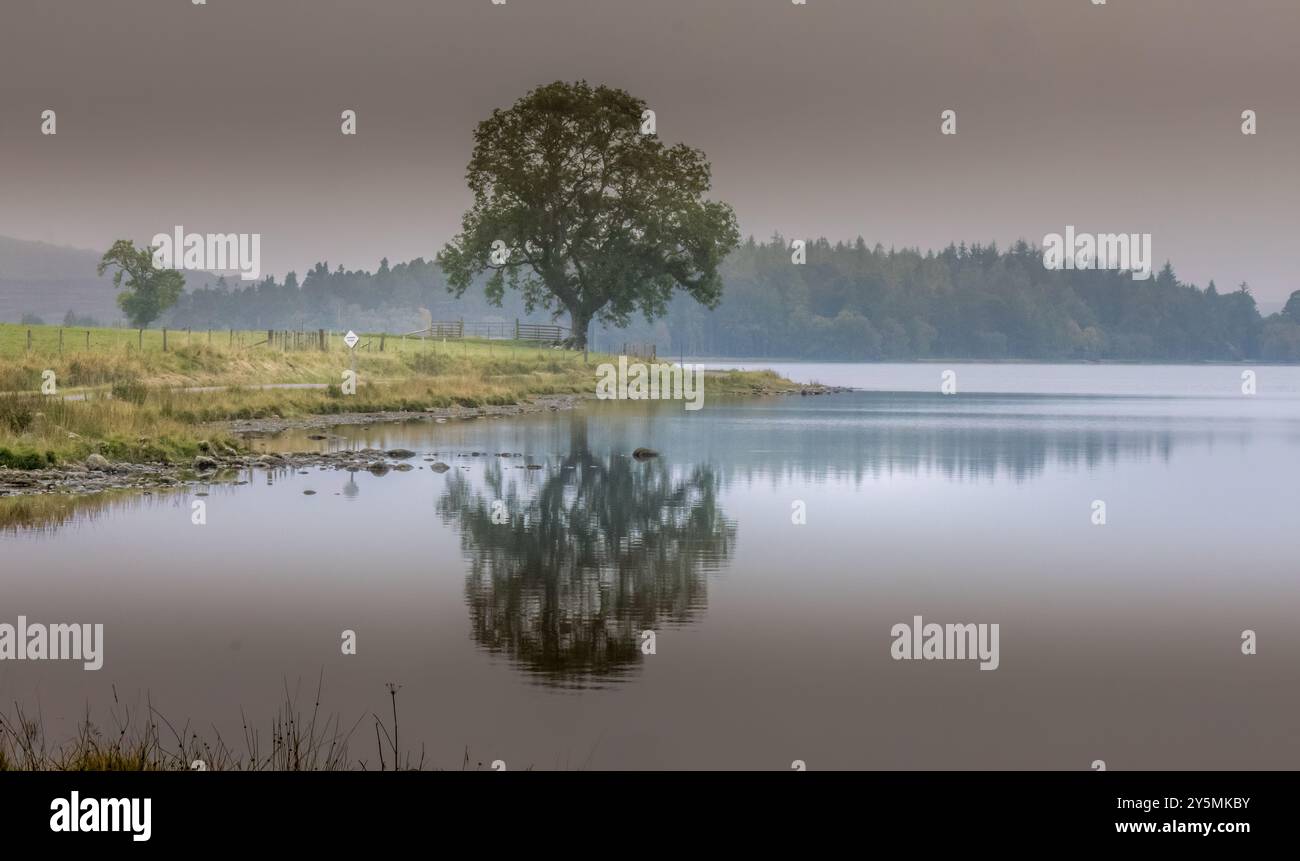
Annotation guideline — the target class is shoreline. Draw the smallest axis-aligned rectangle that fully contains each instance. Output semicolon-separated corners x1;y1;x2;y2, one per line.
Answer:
0;327;824;473
0;383;847;498
692;356;1297;367
225;391;584;435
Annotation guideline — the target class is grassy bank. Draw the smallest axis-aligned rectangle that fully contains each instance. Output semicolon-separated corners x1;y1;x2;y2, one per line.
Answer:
0;323;802;468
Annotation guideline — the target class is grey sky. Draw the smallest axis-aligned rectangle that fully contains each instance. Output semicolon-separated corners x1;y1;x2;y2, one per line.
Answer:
0;0;1296;300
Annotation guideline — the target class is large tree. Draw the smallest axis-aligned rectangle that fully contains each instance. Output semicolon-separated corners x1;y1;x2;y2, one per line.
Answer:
98;239;185;327
438;81;740;348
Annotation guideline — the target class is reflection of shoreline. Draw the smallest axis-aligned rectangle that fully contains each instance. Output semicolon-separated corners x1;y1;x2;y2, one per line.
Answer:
714;423;1204;485
1;391;1261;532
437;420;735;689
0;472;249;534
0;488;180;535
697;391;1260;483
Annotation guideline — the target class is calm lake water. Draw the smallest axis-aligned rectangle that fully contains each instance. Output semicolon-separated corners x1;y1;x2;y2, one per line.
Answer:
3;362;1299;769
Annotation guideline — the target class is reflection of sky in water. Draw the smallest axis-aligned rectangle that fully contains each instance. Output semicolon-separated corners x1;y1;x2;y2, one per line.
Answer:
696;360;1300;398
3;368;1300;767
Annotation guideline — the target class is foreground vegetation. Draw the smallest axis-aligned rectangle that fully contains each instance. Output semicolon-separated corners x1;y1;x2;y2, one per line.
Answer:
0;678;496;771
0;323;801;468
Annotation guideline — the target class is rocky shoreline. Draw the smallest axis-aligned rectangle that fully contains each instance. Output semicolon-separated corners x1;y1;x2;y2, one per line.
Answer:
0;442;560;499
0;385;851;499
223;393;584;435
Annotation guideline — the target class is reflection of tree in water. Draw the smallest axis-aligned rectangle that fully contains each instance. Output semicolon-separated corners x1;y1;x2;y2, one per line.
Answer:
436;425;735;688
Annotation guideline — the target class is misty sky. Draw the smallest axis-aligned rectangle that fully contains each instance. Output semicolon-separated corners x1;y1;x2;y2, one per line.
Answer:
0;0;1296;301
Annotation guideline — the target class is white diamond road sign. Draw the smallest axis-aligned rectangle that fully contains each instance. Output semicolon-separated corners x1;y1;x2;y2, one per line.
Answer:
343;330;359;349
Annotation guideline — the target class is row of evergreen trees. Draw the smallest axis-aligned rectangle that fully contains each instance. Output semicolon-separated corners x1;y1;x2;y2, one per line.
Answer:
162;237;1300;361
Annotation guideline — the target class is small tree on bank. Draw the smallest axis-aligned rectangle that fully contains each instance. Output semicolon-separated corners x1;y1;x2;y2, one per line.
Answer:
98;239;184;328
438;81;740;349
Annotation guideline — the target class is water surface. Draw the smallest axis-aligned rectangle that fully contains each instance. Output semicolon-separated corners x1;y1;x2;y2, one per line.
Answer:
2;363;1298;769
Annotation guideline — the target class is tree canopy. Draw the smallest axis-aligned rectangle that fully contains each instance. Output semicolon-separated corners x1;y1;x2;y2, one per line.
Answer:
437;81;740;348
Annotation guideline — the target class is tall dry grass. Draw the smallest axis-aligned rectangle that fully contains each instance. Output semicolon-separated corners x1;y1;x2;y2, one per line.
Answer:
0;675;444;771
0;333;606;466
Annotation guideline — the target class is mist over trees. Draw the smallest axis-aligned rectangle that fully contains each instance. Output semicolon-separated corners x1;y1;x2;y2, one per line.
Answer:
663;236;1287;361
165;257;505;334
161;237;1300;362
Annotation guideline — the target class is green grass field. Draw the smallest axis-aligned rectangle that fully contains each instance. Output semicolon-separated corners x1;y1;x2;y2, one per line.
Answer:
0;322;559;358
0;322;578;385
0;322;798;468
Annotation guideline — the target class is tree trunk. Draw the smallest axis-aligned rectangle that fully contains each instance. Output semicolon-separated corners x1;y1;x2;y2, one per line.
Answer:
569;308;591;349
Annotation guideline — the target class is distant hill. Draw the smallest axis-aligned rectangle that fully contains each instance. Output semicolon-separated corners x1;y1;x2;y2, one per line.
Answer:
0;235;106;280
0;236;208;325
0;236;117;324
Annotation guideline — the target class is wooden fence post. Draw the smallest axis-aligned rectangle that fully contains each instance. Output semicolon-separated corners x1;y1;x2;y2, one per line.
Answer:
86;330;90;350
26;329;31;352
162;328;168;352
